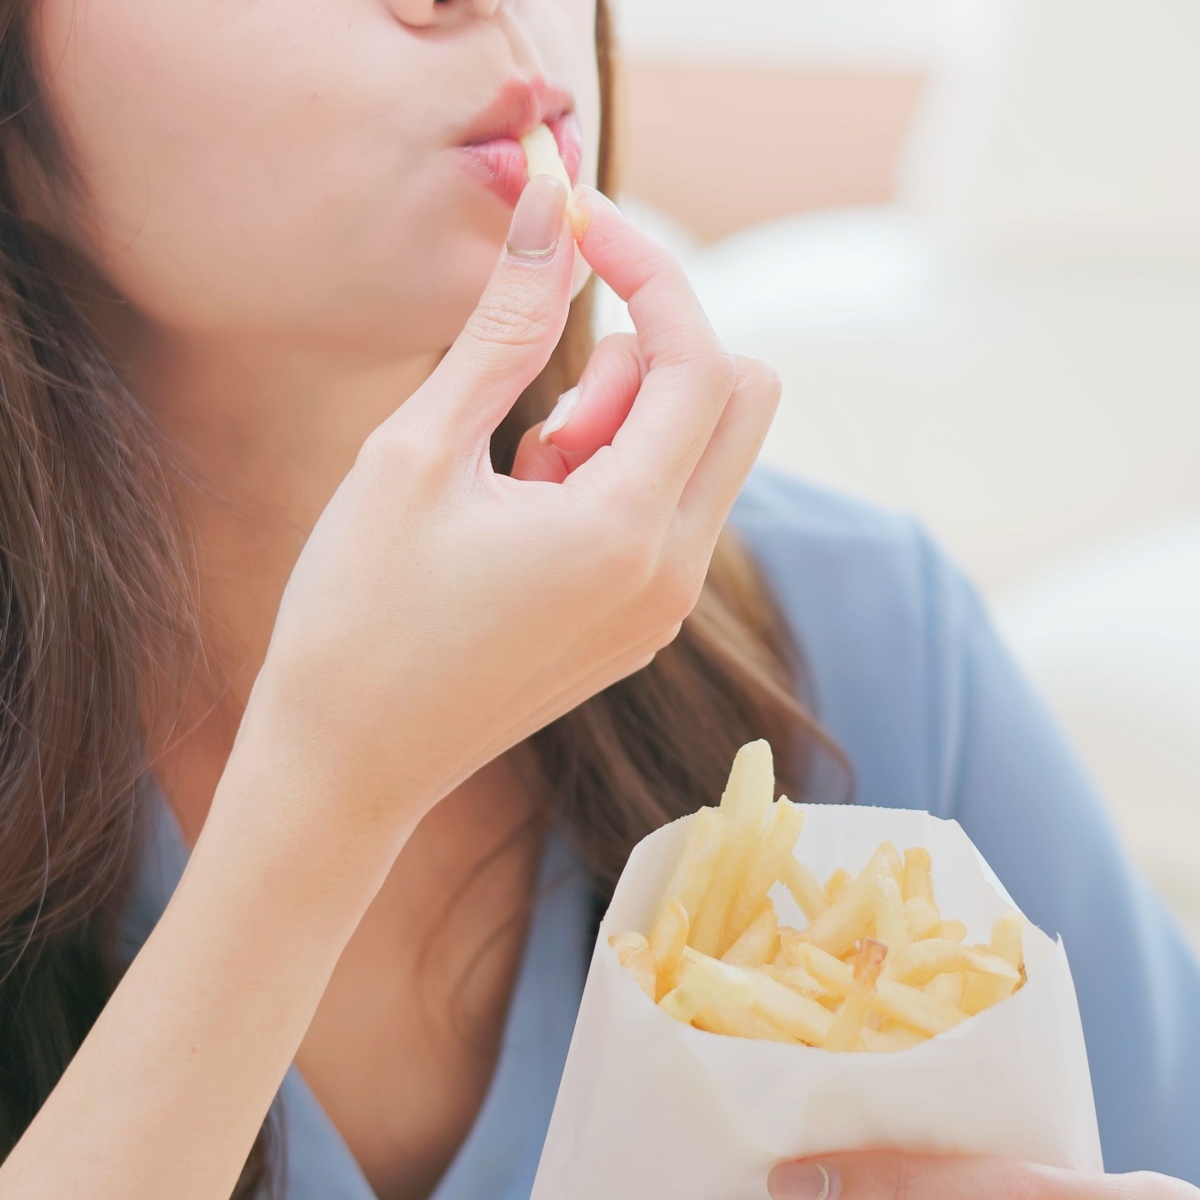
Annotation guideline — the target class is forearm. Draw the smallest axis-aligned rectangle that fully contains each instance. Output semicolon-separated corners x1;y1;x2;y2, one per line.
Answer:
0;738;392;1200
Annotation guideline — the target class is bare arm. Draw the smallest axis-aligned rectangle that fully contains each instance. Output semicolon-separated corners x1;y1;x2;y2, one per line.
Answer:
0;731;390;1199
0;180;779;1197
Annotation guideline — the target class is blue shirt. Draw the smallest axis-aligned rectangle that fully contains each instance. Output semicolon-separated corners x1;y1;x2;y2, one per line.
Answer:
121;465;1200;1196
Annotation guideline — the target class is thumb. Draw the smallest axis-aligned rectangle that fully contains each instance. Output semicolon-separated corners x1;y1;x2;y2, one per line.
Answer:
407;175;574;450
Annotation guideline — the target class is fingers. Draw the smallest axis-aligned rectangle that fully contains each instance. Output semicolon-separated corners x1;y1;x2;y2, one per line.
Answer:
399;175;576;450
566;186;738;511
676;354;781;543
767;1153;1190;1200
511;333;645;484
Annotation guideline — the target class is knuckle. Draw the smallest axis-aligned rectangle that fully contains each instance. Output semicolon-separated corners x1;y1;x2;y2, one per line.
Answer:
710;347;740;396
357;421;447;490
653;550;707;624
464;288;552;349
737;355;783;405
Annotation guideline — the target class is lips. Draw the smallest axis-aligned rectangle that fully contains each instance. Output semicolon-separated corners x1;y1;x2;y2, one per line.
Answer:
456;77;583;208
459;75;576;147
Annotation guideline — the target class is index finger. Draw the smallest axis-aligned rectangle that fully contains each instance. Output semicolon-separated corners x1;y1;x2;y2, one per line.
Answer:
566;186;737;507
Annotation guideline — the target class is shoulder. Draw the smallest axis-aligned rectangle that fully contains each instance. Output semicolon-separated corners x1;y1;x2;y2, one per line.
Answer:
728;464;980;817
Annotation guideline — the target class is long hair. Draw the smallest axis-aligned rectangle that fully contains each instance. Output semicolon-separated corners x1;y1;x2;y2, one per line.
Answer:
0;1;845;1193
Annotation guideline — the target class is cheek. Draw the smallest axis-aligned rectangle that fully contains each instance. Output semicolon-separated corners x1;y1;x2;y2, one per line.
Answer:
35;0;447;342
32;0;605;349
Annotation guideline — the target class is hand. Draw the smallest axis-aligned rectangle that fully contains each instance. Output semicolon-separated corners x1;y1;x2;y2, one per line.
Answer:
229;175;782;870
768;1153;1200;1200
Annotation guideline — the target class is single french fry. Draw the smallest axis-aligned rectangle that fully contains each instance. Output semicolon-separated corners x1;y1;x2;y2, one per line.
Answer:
661;952;755;1031
722;904;778;969
875;873;910;958
886;938;1021;988
518;123;588;238
878;842;904;882
904;896;941;940
648;900;690;1000
961;912;1027;1014
824;868;853;903
937;920;968;943
876;977;966;1035
758;963;835;1003
690;742;775;957
781;857;830;922
822;939;887;1052
676;948;800;1042
779;935;852;994
924;971;966;1007
902;847;935;903
609;932;656;1000
871;1022;929;1051
798;846;892;958
653;807;724;928
658;984;704;1025
724;799;806;945
991;911;1027;971
860;1027;921;1052
743;967;834;1046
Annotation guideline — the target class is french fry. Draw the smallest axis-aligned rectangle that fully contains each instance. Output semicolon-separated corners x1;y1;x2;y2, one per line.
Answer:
797;845;893;958
902;847;935;903
781;935;966;1037
904;896;941;940
758;963;836;1004
875;873;911;959
924;971;967;1007
614;740;1032;1053
609;932;656;1000
991;911;1027;971
879;842;904;882
824;868;852;902
937;920;968;943
653;807;724;929
961;912;1027;1015
781;857;830;922
674;950;798;1042
518;123;588;238
722;903;778;969
886;939;1021;989
689;742;775;957
822;939;887;1051
724;798;805;945
648;900;690;1000
872;1022;929;1051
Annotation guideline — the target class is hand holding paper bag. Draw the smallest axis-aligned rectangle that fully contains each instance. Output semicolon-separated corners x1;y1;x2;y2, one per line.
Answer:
531;741;1102;1200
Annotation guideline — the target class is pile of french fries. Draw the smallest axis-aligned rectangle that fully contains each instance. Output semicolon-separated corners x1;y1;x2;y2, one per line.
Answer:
611;741;1027;1053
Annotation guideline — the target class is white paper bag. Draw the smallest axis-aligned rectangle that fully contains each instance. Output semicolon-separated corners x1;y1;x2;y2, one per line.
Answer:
531;805;1103;1199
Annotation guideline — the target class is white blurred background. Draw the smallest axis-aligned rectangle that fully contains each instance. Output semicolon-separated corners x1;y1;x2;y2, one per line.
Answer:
599;0;1200;950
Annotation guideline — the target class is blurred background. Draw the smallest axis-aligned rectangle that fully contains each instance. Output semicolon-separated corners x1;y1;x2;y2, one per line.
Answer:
597;0;1200;951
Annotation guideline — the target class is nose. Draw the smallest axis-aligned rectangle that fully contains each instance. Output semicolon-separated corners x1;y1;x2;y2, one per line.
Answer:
390;0;504;25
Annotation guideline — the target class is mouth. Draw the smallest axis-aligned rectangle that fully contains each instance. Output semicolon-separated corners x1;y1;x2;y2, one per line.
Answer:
459;75;576;147
456;76;583;207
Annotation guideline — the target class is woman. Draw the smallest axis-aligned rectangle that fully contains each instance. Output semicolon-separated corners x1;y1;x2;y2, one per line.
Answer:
0;2;1195;1198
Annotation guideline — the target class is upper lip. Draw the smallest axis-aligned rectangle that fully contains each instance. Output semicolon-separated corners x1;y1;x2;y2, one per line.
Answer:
459;76;574;145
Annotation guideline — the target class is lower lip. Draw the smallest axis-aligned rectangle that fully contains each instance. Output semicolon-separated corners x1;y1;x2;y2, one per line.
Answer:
457;111;583;208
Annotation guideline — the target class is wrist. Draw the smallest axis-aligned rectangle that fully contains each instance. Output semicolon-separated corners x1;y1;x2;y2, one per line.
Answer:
207;665;421;929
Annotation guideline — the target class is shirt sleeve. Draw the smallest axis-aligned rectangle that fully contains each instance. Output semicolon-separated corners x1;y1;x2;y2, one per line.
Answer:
914;523;1200;1183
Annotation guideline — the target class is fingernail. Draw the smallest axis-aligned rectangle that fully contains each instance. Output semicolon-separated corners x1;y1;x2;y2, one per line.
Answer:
539;384;581;443
507;175;569;260
767;1163;841;1200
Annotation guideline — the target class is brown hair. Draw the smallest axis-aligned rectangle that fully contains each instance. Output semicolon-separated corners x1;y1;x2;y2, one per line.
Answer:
0;0;844;1194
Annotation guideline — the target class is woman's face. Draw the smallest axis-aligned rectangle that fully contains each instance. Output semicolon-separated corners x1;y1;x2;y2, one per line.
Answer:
31;0;600;357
